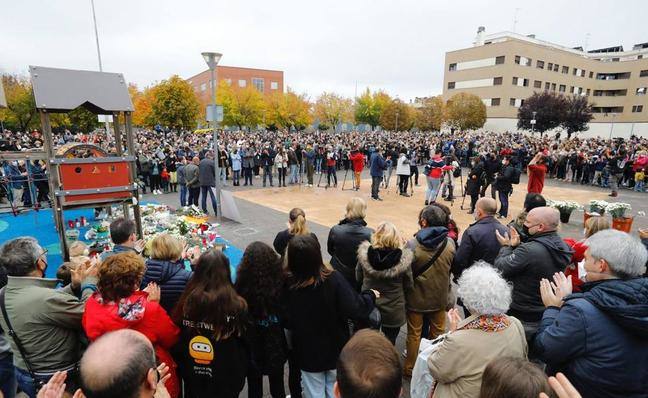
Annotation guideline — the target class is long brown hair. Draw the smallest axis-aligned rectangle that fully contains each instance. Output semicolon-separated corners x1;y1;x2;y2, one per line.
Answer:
289;208;309;236
285;234;331;289
172;249;247;339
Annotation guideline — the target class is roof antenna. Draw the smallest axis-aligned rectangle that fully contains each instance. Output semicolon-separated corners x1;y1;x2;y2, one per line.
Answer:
513;8;521;33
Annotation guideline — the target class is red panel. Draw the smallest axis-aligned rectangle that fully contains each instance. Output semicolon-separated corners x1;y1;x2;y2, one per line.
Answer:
59;161;133;203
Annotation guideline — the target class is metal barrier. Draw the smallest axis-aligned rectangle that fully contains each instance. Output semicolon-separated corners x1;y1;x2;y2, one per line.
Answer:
0;151;51;215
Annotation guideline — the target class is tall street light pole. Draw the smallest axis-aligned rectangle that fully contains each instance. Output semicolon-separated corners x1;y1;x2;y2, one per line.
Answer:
202;52;223;222
89;0;111;137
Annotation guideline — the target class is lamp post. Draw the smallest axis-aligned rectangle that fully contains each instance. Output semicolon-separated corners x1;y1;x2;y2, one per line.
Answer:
89;0;111;136
202;51;223;221
531;111;537;134
608;112;616;140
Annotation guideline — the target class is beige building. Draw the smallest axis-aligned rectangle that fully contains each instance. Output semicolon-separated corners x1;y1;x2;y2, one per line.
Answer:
442;28;648;137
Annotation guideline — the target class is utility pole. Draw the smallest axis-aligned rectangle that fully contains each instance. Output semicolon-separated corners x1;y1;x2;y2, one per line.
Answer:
89;0;111;136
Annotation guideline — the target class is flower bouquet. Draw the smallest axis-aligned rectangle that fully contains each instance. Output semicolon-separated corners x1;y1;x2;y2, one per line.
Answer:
548;200;581;224
587;200;609;216
606;202;633;233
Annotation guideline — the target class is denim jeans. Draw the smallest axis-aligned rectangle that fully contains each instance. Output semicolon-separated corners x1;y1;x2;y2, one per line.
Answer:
498;189;510;217
263;165;273;186
220;168;228;186
200;186;218;215
634;181;644;192
233;170;240;185
371;176;382;199
301;369;336;398
179;184;187;207
290;165;299;184
0;354;16;398
188;186;200;206
425;176;442;202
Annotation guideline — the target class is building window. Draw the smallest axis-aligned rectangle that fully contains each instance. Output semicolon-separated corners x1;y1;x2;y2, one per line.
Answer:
551;83;556;91
534;80;542;88
449;63;457;71
559;84;566;92
586;89;591;96
536;60;544;69
200;83;207;92
570;86;575;94
514;55;520;64
512;77;518;85
447;82;455;89
493;77;503;85
589;71;594;78
581;69;586;77
495;56;505;64
270;81;279;90
523;78;529;87
238;79;247;87
632;105;644;112
514;55;531;66
562;66;569;74
510;98;516;106
252;78;264;92
572;68;578;76
640;70;648;77
545;82;550;90
491;98;500;106
578;87;583;95
637;87;647;95
553;64;559;72
547;62;553;70
224;78;232;86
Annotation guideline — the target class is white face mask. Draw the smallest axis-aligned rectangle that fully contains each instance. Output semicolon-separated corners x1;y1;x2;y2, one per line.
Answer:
578;261;588;282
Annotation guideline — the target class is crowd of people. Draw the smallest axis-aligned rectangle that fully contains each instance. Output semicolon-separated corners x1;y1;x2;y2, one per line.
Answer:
1;127;648;215
0;188;646;398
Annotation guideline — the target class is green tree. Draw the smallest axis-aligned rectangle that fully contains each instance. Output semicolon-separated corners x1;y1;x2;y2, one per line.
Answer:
314;92;353;131
354;89;391;129
445;93;486;131
150;75;200;128
415;96;445;131
67;107;100;132
517;92;567;134
0;74;37;131
379;99;414;131
264;89;312;130
217;81;266;128
562;95;593;138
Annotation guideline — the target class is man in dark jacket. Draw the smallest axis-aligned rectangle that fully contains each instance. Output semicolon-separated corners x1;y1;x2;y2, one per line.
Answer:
184;157;201;206
534;229;648;398
176;157;187;207
369;148;388;201
327;198;374;290
198;152;218;216
494;156;516;218
480;153;500;199
494;206;573;344
453;198;508;280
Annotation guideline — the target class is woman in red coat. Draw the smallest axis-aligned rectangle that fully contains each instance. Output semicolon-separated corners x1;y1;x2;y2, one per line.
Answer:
563;216;610;292
82;252;181;398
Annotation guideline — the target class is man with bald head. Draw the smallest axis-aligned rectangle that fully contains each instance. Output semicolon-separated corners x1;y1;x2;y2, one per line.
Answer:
80;329;169;398
494;206;573;350
452;197;509;280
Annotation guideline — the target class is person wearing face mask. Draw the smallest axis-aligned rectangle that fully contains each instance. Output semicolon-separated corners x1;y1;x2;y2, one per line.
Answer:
494;157;517;219
493;207;573;353
562;216;610;292
534;230;648;398
464;156;484;214
0;237;98;397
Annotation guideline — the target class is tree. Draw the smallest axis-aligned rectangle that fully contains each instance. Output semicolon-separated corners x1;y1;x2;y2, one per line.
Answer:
67;107;99;132
313;92;353;131
379;99;415;131
354;89;391;129
129;83;155;127
562;95;593;138
264;89;312;130
216;81;266;128
517;92;568;134
150;75;200;129
415;96;445;131
445;92;486;131
0;74;37;132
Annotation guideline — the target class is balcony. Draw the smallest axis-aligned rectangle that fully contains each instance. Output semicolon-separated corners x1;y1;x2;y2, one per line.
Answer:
596;72;631;80
592;89;627;97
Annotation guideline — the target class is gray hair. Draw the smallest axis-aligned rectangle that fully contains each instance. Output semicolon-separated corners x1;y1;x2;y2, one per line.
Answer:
457;261;512;315
0;237;43;277
586;230;647;278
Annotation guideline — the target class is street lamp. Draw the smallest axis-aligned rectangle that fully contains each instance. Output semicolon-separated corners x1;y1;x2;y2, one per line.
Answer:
201;51;223;221
531;111;537;134
608;112;616;140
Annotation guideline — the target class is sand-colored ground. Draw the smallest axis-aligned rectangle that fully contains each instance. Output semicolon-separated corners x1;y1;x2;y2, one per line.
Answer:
233;176;608;239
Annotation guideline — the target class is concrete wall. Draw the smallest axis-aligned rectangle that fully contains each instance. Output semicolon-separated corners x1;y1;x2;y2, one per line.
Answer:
481;117;648;138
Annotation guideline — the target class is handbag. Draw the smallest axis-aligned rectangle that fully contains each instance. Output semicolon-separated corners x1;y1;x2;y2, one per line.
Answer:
410;334;448;398
0;289;46;392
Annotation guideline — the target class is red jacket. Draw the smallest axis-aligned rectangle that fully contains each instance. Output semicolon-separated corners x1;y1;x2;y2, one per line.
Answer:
349;152;365;172
527;164;547;194
83;291;181;397
563;238;587;292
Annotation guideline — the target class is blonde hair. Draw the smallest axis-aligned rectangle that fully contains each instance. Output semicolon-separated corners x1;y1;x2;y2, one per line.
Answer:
289;208;309;236
345;197;367;220
150;233;184;261
585;216;610;238
370;222;402;250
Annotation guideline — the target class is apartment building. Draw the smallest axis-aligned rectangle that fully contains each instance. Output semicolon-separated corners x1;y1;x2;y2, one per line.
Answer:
187;65;284;101
443;28;648;137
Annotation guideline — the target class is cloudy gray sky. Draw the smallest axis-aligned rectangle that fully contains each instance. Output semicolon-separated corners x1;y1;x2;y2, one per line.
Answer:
2;0;646;101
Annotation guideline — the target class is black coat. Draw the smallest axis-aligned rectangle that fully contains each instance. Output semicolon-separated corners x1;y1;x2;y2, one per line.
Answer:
452;216;509;280
327;218;374;289
465;163;484;195
495;164;516;192
142;259;193;314
494;231;573;321
272;229;319;256
284;271;375;372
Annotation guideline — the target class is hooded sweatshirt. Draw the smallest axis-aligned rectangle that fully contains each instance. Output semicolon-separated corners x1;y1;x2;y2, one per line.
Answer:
534;278;648;398
494;231;573;321
142;259;193;313
82;291;181;397
356;242;413;327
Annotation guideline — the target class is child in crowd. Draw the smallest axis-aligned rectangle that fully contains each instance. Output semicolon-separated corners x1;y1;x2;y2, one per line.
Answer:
634;168;645;192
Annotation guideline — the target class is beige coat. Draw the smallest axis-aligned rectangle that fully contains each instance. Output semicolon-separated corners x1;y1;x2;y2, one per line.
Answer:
428;314;528;398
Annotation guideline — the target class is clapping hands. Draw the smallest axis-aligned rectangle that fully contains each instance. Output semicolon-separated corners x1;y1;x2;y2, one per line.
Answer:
540;272;573;308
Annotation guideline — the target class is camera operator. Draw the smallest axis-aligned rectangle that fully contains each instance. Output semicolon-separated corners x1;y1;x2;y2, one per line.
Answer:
527;151;548;194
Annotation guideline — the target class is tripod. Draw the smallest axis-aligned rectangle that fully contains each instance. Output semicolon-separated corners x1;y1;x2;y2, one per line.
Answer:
316;169;326;189
341;168;356;191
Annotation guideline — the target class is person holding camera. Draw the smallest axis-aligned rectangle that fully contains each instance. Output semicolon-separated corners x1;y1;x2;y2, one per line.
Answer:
527;152;548;194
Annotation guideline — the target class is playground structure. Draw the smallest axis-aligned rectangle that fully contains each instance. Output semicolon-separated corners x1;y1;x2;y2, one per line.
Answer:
0;66;142;261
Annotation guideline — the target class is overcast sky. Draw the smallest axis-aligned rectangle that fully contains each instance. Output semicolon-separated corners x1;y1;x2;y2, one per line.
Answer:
2;0;647;101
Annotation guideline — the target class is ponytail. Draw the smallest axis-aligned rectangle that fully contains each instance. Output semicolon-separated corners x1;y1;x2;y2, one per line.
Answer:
289;208;309;236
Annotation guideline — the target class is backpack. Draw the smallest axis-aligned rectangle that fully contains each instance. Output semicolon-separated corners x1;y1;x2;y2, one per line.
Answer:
452;167;461;178
511;167;521;184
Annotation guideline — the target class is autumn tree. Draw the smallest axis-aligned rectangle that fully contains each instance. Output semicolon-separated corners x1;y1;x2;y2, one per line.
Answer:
150;75;200;129
313;92;353;131
562;95;593;138
445;92;486;131
517;91;567;134
354;89;391;129
129;83;155;126
264;89;312;130
415;96;445;131
0;74;37;131
216;81;266;128
67;107;100;132
379;99;415;131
